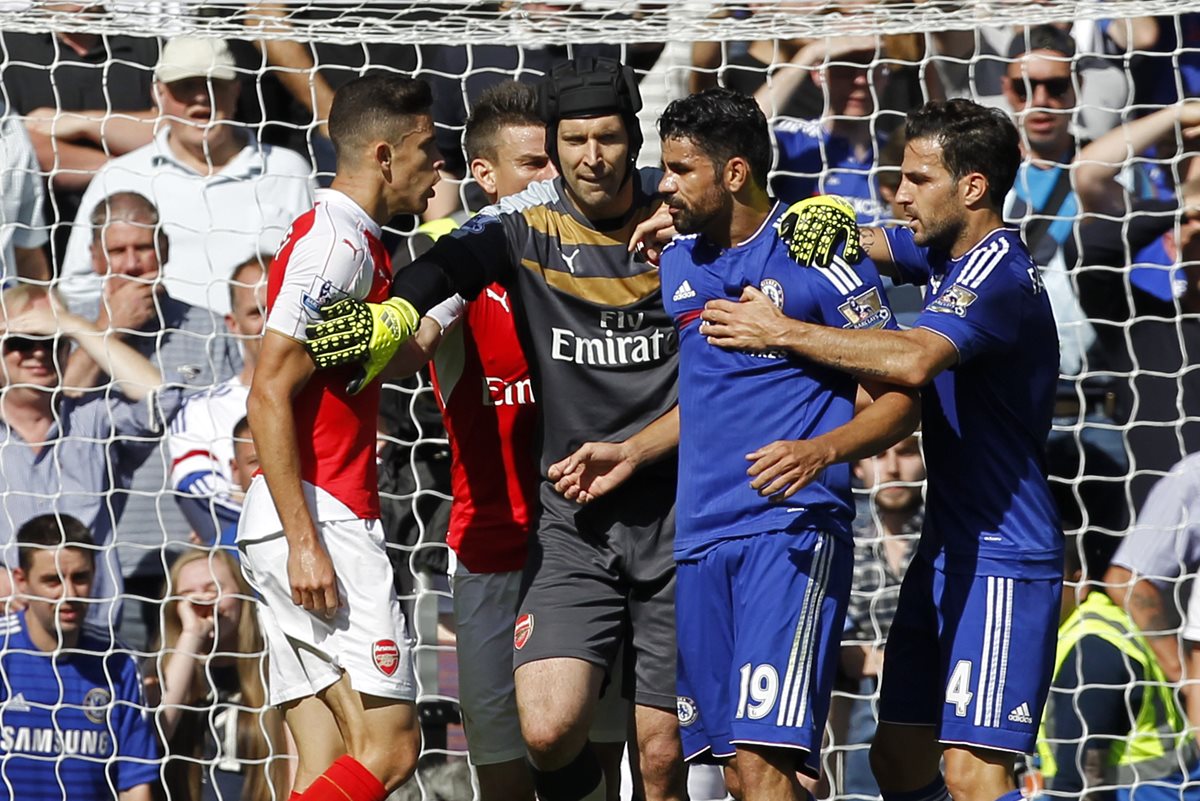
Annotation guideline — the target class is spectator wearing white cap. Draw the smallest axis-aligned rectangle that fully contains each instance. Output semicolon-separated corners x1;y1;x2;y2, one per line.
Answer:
57;37;315;315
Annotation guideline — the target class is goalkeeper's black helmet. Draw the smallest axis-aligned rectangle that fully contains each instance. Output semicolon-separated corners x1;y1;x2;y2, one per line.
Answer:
538;56;643;174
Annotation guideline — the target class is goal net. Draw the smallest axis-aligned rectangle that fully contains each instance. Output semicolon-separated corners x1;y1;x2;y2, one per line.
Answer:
1;1;1198;799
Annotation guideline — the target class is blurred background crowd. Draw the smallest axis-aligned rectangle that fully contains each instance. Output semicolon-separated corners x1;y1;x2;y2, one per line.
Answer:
0;2;1198;800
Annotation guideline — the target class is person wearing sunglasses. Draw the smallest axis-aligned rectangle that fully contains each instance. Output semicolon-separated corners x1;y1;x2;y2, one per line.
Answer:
0;284;186;629
999;26;1137;623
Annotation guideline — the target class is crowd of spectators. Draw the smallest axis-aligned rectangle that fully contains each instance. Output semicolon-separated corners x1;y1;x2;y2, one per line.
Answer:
0;3;1198;799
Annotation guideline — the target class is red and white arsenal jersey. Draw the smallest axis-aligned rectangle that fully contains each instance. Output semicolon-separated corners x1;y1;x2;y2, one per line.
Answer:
430;283;538;573
262;188;393;521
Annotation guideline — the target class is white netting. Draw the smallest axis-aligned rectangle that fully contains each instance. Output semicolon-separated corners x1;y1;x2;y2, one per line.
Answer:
0;3;1198;800
0;1;1195;43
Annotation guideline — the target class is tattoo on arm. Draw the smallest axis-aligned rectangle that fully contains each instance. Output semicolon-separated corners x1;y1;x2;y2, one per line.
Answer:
833;353;891;380
859;228;877;251
1130;581;1173;634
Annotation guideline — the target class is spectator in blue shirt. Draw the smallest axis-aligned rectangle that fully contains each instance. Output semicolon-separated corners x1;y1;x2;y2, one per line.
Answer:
0;285;187;628
1;513;159;800
1073;98;1200;302
771;38;892;221
1098;14;1200;108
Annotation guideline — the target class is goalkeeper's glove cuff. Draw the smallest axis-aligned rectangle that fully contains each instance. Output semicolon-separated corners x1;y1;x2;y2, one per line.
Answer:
345;296;420;394
376;297;421;343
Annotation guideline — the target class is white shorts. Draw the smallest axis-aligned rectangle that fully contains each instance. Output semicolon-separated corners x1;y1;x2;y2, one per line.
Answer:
452;563;627;765
239;497;415;706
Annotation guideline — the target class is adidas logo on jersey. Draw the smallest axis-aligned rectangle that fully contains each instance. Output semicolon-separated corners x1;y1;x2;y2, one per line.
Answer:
1007;702;1033;725
6;693;30;713
672;280;696;302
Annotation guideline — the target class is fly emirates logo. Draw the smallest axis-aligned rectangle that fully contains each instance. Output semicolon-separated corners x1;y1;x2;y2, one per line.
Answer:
550;310;677;367
482;376;535;407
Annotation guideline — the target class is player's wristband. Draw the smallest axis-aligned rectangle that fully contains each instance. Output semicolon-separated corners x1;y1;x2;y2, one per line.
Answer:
425;294;467;335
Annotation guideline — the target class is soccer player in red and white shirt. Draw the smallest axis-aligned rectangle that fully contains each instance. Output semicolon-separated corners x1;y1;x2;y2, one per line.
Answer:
239;75;442;801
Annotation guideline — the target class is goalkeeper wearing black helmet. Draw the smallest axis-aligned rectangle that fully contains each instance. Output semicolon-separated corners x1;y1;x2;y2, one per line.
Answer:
307;57;686;801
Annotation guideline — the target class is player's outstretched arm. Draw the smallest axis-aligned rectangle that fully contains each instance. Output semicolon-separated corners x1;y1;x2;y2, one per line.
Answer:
701;286;956;387
379;295;467;379
248;330;340;617
549;406;680;505
306;219;511;391
304;296;422;393
746;380;919;501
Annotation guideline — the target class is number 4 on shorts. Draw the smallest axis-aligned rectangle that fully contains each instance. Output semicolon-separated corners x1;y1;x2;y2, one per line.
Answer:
945;660;974;718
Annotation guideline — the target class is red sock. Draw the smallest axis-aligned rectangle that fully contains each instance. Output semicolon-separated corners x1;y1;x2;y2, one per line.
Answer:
288;794;302;801
296;755;387;801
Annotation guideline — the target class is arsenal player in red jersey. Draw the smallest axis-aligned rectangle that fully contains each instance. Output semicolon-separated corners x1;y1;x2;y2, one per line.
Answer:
240;75;442;801
389;81;626;801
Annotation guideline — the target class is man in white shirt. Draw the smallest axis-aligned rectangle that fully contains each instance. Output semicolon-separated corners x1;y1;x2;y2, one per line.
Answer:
0;109;50;282
57;36;314;314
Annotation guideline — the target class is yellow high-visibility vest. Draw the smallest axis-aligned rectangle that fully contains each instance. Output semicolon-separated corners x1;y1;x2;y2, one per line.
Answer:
1038;592;1196;785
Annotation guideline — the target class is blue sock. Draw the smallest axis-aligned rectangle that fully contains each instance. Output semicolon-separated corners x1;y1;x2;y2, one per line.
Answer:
882;775;950;801
993;791;1024;801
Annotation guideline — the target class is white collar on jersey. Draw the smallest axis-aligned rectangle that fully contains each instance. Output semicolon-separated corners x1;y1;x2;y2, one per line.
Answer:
314;187;382;238
951;227;1013;263
732;201;783;249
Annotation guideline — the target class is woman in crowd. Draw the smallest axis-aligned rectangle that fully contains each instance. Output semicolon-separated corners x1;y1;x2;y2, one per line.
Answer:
150;549;291;801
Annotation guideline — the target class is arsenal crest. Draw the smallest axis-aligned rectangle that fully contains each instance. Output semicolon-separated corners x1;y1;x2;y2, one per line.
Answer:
372;639;400;676
514;613;534;650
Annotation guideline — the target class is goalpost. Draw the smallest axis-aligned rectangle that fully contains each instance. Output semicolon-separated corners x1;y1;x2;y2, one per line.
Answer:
2;1;1199;798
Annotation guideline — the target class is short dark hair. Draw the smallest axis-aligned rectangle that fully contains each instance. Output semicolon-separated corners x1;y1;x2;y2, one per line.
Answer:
233;415;251;441
1007;25;1076;60
16;514;95;572
327;75;433;163
658;87;771;190
905;99;1020;208
464;81;542;164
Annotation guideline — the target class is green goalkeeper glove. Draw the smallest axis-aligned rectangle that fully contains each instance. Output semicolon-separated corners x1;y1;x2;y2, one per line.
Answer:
304;296;421;395
777;195;864;268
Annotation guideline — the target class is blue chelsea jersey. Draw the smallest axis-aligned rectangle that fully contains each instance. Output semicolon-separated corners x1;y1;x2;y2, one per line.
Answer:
884;226;1064;579
0;612;159;800
662;202;899;560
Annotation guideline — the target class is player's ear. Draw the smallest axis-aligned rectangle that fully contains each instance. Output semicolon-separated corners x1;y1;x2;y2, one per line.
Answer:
375;141;394;176
959;171;989;208
852;460;867;482
470;157;497;197
724;156;750;193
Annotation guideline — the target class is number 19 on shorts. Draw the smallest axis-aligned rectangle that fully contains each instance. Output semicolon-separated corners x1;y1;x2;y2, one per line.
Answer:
736;662;780;720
